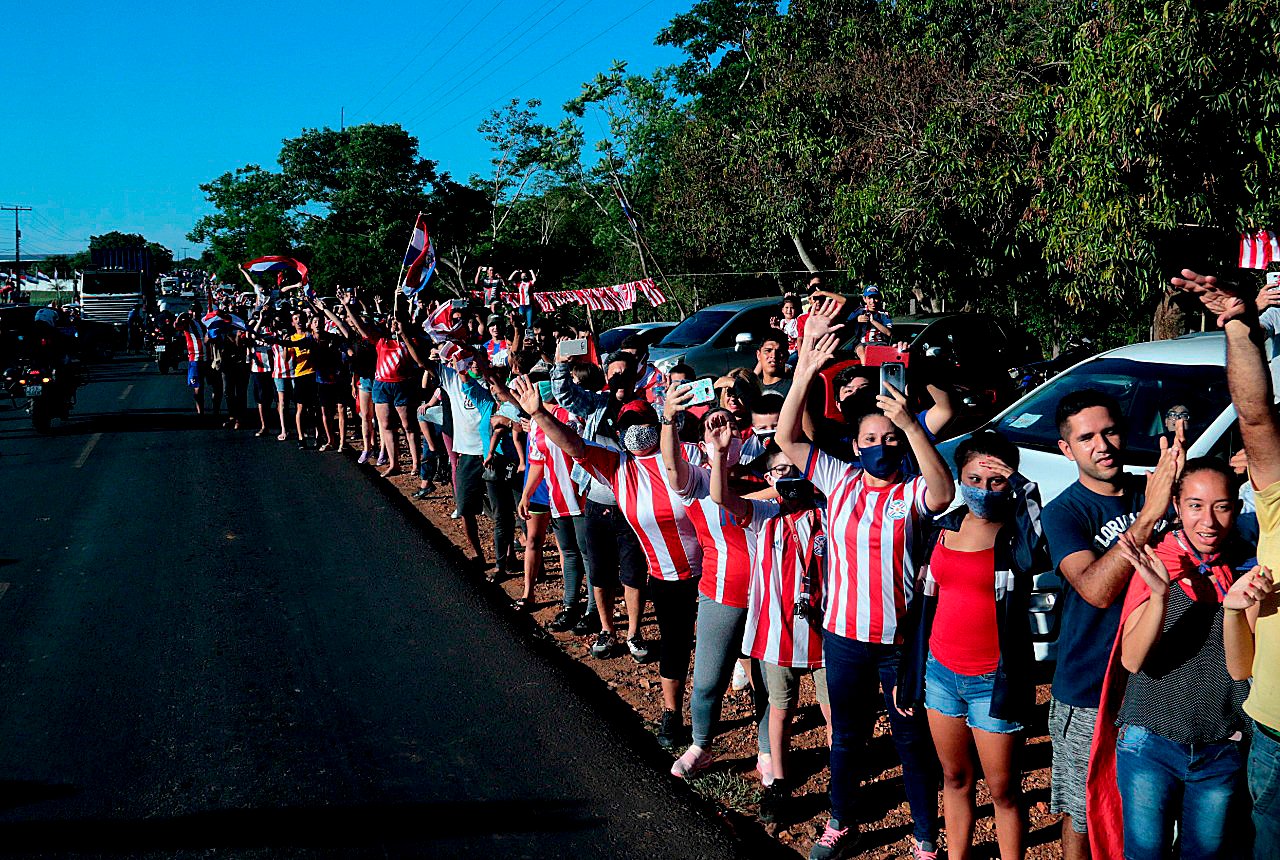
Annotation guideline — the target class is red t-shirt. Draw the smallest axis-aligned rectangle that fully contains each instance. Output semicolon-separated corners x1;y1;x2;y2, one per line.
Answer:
928;540;1000;675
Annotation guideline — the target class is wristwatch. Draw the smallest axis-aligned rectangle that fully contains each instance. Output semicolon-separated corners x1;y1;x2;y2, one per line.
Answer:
659;415;675;425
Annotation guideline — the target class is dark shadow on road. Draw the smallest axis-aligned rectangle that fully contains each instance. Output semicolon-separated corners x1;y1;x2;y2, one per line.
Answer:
0;798;600;853
0;781;79;813
0;408;210;440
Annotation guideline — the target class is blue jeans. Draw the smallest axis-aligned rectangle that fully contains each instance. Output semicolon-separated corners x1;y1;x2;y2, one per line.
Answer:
550;514;593;613
823;630;938;842
1251;722;1280;859
1115;723;1248;859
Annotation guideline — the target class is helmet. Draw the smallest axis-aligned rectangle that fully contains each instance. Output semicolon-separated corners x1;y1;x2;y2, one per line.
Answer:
34;307;58;326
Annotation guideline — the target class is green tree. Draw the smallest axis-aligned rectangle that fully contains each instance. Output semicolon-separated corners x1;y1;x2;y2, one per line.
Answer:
188;165;302;285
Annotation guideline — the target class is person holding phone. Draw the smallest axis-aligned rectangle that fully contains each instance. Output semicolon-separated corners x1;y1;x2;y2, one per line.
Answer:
851;286;893;361
776;297;951;860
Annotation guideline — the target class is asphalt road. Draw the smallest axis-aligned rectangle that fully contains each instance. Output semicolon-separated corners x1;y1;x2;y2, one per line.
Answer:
0;356;759;858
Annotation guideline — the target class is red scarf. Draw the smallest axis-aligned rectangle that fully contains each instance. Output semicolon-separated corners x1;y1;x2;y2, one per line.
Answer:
1086;530;1236;858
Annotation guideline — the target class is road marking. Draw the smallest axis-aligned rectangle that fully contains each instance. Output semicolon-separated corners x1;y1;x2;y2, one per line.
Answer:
118;384;134;401
74;433;102;469
0;583;9;603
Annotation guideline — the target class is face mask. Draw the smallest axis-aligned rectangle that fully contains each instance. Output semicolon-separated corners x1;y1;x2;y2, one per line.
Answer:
858;443;904;479
774;477;814;507
705;435;743;467
622;424;660;454
755;428;776;442
961;484;1012;520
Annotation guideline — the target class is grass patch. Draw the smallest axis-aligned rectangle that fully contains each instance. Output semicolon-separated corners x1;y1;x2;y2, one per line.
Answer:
689;769;761;815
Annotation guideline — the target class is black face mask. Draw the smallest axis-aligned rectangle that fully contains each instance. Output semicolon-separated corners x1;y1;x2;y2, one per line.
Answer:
775;477;815;508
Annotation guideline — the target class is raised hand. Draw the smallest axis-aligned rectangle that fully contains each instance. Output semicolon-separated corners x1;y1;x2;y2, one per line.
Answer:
664;380;696;419
1225;565;1274;611
704;409;735;454
796;332;840;377
976;456;1014;480
1144;434;1184;517
1171;269;1250;327
876;382;916;430
803;297;846;342
1116;533;1170;597
509;374;544;416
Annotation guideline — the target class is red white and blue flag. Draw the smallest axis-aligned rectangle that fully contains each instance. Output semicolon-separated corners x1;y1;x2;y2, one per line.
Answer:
244;255;309;285
401;215;437;296
1239;230;1280;269
201;309;249;340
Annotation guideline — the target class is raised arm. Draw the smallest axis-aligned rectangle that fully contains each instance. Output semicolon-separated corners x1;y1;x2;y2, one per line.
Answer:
512;375;588;459
778;300;844;469
660;383;696;492
705;411;752;521
1115;536;1171;673
344;303;374;341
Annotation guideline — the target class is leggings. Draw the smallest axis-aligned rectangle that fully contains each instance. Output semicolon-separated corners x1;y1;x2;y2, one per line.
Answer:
689;594;769;753
551;514;593;612
648;576;700;683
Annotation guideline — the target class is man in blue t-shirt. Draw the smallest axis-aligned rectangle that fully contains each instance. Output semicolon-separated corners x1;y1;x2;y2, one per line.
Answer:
1040;389;1181;860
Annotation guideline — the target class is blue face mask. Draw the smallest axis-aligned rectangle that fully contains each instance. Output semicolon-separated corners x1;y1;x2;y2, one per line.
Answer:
961;484;1012;520
858;443;904;479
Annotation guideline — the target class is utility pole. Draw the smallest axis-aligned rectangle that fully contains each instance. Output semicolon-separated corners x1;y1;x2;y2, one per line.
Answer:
1;205;32;271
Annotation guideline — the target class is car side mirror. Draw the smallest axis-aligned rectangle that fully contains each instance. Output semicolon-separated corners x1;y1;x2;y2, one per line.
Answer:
925;346;942;358
734;332;753;351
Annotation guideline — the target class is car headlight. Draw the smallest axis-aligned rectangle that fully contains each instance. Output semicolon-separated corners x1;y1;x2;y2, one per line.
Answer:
1028;591;1058;613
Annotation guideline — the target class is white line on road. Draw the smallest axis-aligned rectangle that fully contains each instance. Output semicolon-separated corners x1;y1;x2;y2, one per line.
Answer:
118;384;134;401
0;583;9;602
74;433;102;469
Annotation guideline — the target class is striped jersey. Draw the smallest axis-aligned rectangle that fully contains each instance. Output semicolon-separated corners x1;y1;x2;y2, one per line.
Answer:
803;446;931;644
528;406;585;518
372;337;410;383
249;341;273;374
742;501;826;668
271;343;294;379
182;330;205;362
516;281;533;306
677;465;753;608
576;444;703;581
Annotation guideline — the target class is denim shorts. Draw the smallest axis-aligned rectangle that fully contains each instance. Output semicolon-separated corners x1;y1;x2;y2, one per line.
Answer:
358;376;373;393
924;652;1023;734
372;380;409;407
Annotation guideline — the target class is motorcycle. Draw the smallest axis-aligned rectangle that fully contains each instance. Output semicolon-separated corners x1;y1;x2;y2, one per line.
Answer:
2;363;79;432
152;325;179;374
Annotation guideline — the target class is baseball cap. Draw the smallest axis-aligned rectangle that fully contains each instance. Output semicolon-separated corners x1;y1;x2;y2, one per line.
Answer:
616;399;659;430
862;285;881;298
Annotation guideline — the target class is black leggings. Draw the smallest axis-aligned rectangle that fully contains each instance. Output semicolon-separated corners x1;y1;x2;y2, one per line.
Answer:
649;576;700;683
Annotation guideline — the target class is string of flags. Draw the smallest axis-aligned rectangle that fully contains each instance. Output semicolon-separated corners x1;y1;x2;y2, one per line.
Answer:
1239;230;1280;268
469;278;666;312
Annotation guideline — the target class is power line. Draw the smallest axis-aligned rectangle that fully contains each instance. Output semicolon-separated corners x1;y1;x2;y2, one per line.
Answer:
371;0;513;122
350;2;475;120
399;0;578;128
420;0;662;147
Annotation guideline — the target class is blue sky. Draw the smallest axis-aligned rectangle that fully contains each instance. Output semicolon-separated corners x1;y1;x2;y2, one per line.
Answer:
1;0;690;259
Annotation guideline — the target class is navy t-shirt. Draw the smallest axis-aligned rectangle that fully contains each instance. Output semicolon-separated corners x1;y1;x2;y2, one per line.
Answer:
1043;476;1148;708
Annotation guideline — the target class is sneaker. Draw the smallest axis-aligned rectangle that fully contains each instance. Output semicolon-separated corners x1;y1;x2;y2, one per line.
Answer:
910;839;938;860
731;661;750;691
809;819;855;860
376;449;389;467
670;745;713;779
590;630;617;658
449;508;461;519
572;611;602;636
759;778;789;823
357;449;370;464
656;709;682;751
547;607;578;632
627;635;650;663
411;486;432;500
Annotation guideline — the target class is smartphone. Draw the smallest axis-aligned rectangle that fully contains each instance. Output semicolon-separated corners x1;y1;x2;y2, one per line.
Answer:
561;338;590;357
683;378;716;406
863;345;910;368
1268;271;1280;288
880;362;907;397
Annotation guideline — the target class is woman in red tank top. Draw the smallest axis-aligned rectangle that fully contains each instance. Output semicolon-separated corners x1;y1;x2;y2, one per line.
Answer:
896;431;1046;860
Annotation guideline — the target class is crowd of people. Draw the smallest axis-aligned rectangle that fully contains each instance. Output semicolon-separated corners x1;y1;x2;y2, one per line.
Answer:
162;265;1280;860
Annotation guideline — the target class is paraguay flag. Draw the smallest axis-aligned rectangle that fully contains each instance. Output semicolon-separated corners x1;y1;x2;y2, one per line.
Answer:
201;309;249;340
244;256;309;286
401;215;437;296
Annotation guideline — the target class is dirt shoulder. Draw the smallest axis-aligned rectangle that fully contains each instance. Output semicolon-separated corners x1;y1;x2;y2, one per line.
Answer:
375;459;1065;859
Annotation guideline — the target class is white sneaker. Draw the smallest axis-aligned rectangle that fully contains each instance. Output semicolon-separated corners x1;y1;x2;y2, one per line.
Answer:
731;661;750;691
670;745;713;779
450;508;461;519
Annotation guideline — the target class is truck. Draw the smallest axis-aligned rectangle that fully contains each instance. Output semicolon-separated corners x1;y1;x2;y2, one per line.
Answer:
77;248;158;339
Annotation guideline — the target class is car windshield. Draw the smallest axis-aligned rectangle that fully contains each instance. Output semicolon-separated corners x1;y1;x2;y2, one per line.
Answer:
992;357;1230;467
598;328;632;354
657;310;735;348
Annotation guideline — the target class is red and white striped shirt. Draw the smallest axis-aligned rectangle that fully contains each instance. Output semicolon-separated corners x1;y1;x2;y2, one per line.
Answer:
576;445;702;581
271;343;293;379
529;406;584;518
183;330;205;362
803;447;931;644
677;465;753;608
516;280;533;306
249;342;273;374
372;337;410;383
742;501;826;668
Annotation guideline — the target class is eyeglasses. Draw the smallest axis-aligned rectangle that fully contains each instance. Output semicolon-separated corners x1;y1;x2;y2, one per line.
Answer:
1166;410;1191;421
764;465;796;478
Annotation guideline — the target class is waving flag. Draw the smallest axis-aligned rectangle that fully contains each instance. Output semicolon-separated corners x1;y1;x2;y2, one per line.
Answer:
401;215;437;296
201;309;249;340
1240;230;1280;269
244;256;309;286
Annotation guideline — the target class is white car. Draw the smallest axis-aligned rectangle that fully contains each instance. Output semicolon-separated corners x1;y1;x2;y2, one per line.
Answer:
936;332;1236;660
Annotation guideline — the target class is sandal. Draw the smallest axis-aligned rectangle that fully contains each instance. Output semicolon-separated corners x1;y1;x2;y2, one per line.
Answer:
512;596;531;611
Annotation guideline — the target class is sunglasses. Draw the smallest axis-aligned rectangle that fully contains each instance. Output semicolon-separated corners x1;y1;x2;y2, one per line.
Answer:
1166;410;1191;421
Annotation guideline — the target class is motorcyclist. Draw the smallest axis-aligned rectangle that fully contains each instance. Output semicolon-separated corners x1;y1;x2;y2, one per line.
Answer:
126;303;145;353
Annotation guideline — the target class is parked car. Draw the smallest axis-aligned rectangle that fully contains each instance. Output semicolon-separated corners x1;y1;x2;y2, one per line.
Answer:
936;332;1236;660
598;321;678;356
649;297;781;377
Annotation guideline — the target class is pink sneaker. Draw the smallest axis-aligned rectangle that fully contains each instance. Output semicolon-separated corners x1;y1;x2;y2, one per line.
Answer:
911;839;939;860
357;449;370;464
376;449;389;467
669;745;713;779
756;753;774;786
